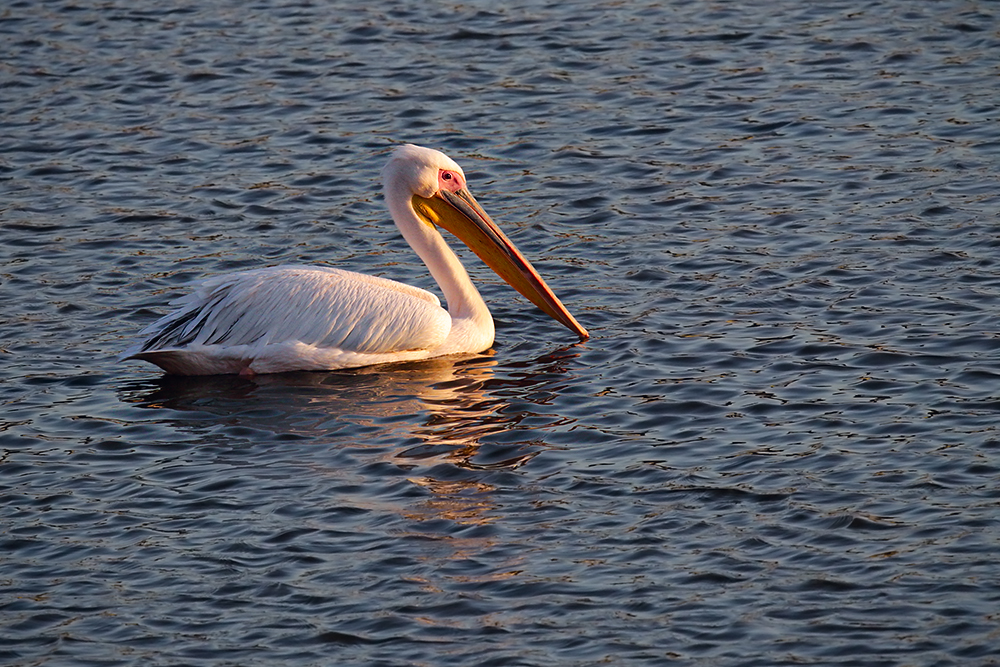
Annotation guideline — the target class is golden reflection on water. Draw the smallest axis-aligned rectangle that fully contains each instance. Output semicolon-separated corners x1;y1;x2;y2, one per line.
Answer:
404;477;499;525
118;348;582;535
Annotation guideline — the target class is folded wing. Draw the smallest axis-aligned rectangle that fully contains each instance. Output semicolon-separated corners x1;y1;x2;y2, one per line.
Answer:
121;266;452;373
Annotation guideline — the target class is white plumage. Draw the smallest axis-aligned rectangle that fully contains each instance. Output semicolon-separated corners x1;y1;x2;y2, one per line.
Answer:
121;144;587;376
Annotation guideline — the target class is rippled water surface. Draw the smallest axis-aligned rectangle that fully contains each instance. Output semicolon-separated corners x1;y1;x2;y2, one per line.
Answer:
3;1;1000;665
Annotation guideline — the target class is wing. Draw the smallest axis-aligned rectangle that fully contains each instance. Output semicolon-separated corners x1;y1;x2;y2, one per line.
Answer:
123;265;451;358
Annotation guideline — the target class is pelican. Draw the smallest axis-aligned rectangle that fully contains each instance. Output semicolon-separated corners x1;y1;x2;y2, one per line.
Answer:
120;144;588;376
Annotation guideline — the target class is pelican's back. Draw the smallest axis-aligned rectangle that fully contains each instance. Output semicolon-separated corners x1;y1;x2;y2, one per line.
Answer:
121;266;452;375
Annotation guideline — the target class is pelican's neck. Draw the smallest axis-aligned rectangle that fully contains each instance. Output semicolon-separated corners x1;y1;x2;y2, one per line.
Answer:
387;195;494;331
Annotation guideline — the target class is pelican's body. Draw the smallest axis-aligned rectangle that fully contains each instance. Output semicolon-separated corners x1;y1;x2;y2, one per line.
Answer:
121;144;587;376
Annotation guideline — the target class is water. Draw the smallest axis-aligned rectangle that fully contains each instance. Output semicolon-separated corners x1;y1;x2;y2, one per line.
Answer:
2;0;999;664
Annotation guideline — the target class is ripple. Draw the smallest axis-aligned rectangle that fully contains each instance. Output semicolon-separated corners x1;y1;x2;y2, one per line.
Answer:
2;0;999;665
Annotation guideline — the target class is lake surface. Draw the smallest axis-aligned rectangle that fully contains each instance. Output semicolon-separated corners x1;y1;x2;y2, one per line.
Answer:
2;0;999;664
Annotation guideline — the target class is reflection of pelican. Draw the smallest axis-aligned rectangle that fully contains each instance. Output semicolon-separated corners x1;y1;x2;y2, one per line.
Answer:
118;346;583;469
120;348;582;538
121;144;587;376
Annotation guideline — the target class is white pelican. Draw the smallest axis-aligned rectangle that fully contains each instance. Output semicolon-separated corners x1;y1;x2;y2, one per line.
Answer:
121;144;588;376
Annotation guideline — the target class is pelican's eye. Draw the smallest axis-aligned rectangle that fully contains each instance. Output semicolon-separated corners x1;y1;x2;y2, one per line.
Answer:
438;169;464;193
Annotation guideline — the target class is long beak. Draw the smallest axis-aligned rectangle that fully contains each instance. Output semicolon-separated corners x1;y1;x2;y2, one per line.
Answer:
411;188;589;339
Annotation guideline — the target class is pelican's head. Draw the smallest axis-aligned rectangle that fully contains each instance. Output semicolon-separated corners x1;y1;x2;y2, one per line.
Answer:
382;144;588;340
381;144;465;199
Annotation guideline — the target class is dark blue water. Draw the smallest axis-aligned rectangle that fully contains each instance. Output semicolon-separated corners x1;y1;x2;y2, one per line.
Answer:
2;1;999;665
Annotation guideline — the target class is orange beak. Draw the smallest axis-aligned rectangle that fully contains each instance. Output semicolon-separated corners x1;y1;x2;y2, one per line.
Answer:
411;188;588;339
